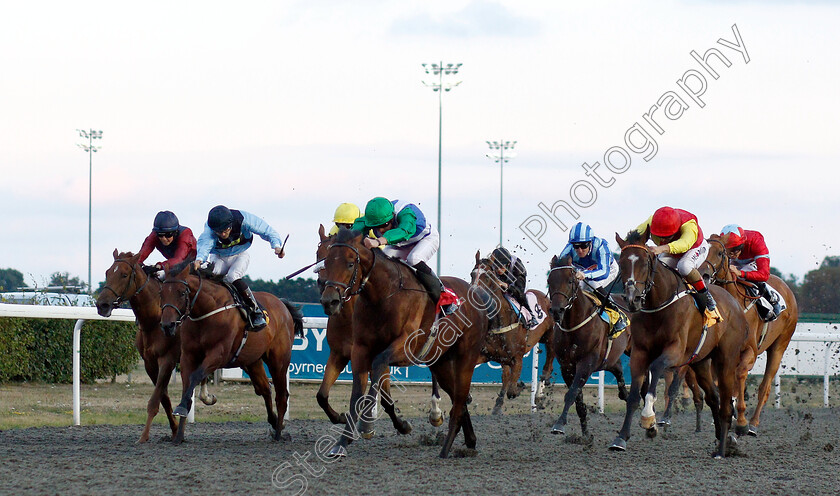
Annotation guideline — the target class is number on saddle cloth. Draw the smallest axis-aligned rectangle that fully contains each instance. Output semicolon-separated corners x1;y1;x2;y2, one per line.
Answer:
503;292;545;329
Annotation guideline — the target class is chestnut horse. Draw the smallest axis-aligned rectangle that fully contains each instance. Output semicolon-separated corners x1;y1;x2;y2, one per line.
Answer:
547;254;630;436
160;262;302;444
314;225;415;435
95;250;215;443
610;230;750;458
319;228;487;458
470;250;555;414
703;234;799;435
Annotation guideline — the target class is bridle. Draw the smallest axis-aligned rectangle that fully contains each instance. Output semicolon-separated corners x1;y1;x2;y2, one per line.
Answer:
321;242;375;302
100;259;152;306
161;273;203;328
547;265;580;314
701;238;730;286
620;244;657;306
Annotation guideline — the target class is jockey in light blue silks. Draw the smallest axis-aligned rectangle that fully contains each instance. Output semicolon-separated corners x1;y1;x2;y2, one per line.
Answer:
556;222;626;330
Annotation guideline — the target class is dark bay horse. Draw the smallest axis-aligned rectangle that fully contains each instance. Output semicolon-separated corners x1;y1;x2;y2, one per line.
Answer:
547;255;630;436
610;231;750;458
703;234;799;435
470;250;555;414
95;250;215;443
160;262;303;444
319;228;487;458
314;225;414;435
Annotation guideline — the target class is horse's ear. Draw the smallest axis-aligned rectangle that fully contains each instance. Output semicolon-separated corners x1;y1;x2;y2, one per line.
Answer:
475;250;481;264
318;224;327;242
615;232;626;248
709;233;720;240
550;254;558;267
113;248;119;259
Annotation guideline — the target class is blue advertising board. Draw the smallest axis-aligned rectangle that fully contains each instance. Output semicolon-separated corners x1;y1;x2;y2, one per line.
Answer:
289;303;630;385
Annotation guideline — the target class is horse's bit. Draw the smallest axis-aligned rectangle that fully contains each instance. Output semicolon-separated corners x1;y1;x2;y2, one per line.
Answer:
100;259;151;305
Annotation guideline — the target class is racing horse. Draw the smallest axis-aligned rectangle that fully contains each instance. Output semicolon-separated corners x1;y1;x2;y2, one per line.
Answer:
314;224;415;435
95;250;216;443
547;254;631;436
319;228;487;458
610;230;750;458
470;250;555;414
160;261;303;444
702;234;799;435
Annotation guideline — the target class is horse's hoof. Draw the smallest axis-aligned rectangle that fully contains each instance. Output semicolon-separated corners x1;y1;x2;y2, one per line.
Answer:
657;418;671;427
645;425;658;439
748;425;758;437
466;393;473;405
734;424;749;437
713;453;724;460
277;431;291;442
398;421;412;435
640;414;656;430
172;406;189;418
491;406;502;416
550;422;565;435
608;437;627;451
200;394;217;406
327;445;347;458
429;415;444;427
337;413;348;424
361;429;375;440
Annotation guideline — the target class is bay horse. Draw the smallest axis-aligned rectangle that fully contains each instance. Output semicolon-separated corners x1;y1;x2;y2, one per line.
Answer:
703;234;799;435
319;228;487;458
95;250;216;443
314;225;415;436
610;230;750;458
160;262;303;444
547;254;630;436
470;250;555;414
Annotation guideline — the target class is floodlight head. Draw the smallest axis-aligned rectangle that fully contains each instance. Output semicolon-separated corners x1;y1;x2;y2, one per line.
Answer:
92;130;103;139
77;129;88;139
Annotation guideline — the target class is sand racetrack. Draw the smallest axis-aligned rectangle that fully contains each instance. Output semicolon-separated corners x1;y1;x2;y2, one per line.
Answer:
1;407;839;495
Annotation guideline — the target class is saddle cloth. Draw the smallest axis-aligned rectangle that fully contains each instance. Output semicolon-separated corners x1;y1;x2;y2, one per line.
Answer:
503;291;547;330
580;291;628;338
435;286;461;315
751;285;787;322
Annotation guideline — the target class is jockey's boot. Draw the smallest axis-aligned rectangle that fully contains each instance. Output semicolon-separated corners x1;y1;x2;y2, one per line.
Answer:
687;270;716;313
756;281;780;320
233;279;266;331
413;261;449;310
596;288;628;332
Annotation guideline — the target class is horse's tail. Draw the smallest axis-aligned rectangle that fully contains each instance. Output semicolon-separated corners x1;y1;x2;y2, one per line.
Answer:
282;299;304;338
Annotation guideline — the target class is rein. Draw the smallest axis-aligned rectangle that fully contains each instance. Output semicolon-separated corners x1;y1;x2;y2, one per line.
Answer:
548;265;601;333
620;244;690;313
322;242;376;302
101;259;153;305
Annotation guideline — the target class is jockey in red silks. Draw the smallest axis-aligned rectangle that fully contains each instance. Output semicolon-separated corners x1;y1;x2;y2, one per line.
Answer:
720;224;782;318
635;206;717;313
137;211;197;278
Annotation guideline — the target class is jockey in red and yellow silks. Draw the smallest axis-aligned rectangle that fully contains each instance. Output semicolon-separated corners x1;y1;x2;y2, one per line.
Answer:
635;206;717;312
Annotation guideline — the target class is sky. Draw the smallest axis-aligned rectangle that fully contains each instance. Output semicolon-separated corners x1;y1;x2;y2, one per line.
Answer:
1;1;838;292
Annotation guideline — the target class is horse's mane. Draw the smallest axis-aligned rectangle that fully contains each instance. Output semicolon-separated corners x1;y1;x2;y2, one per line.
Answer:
625;229;646;244
334;226;363;244
166;259;193;278
550;254;573;269
116;251;136;258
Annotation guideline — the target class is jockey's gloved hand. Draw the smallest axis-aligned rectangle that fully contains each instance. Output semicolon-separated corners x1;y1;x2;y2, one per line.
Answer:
141;265;158;275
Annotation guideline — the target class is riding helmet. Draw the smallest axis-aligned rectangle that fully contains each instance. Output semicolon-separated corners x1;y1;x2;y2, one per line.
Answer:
568;222;594;243
650;207;681;237
359;197;395;227
720;224;745;249
333;203;361;224
153;211;180;233
207;205;234;233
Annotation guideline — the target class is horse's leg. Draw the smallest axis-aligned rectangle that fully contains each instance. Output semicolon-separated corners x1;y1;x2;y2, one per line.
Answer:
429;374;444;427
507;355;525;400
639;348;682;437
377;372;412;435
573;387;589;437
434;358;475;458
492;364;510;415
712;351;739;459
685;368;705;432
171;353;201;446
749;336;791;435
328;357;371;457
245;362;281;438
263;346;293;442
660;367;685;427
316;350;350;424
142;357;178;443
198;378;217;406
539;331;556;386
138;358;161;443
691;359;722;441
552;360;593;435
734;342;757;436
609;349;650;451
606;359;628;401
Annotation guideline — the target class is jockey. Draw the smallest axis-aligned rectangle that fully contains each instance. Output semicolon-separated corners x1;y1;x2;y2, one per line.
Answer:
558;222;625;328
328;202;361;237
352;197;455;314
194;205;285;330
137;211;197;278
488;246;534;321
720;224;782;319
636;206;717;313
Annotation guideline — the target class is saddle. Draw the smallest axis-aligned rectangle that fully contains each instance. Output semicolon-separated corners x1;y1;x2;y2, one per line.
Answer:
580;291;628;338
740;281;786;322
219;281;268;328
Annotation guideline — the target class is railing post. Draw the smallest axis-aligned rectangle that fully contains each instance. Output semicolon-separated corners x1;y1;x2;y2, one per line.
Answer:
530;344;539;412
598;370;605;414
73;319;84;426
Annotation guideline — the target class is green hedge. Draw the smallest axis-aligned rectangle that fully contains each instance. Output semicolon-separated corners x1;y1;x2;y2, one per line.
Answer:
0;317;139;383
